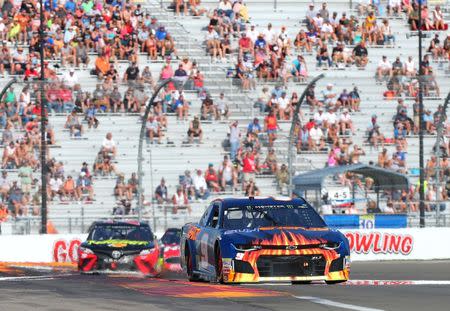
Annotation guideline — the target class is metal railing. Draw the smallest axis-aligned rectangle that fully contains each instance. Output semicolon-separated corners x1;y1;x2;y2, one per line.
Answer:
0;209;199;235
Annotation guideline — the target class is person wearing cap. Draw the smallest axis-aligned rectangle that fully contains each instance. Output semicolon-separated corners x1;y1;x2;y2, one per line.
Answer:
193;169;210;200
305;3;317;30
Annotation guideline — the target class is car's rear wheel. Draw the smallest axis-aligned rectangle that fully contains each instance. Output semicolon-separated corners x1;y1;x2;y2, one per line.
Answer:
325;280;347;285
215;245;224;284
185;245;199;282
291;281;312;285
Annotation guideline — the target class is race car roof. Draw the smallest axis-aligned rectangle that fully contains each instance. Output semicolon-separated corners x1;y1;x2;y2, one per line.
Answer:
212;197;309;209
91;220;149;227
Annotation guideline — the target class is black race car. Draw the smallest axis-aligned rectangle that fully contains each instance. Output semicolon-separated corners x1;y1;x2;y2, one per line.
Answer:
78;220;161;275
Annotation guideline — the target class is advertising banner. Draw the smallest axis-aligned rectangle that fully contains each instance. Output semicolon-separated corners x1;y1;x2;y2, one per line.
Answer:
341;228;450;261
0;229;449;263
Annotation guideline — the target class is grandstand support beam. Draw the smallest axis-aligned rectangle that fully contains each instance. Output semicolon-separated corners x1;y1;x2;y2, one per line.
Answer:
39;0;48;234
0;78;17;102
137;78;172;223
287;74;325;198
434;93;450;225
418;2;425;228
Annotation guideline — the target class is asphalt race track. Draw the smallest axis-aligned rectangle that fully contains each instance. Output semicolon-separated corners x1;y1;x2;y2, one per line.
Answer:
1;261;450;311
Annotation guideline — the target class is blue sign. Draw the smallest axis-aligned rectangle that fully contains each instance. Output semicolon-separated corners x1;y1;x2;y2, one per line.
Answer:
324;214;407;229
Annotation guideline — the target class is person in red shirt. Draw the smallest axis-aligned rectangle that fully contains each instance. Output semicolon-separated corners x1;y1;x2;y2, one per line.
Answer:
238;32;253;59
242;150;256;190
305;118;316;131
24;63;39;81
204;163;220;192
264;110;279;147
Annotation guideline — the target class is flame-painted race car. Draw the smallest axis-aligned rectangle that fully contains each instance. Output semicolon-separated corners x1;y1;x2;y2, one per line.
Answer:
78;221;162;275
160;228;182;272
180;197;350;284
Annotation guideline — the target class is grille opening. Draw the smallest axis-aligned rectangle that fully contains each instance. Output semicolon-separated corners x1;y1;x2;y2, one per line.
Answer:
257;255;326;277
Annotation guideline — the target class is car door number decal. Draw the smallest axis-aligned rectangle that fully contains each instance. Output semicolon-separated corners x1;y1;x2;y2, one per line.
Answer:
199;233;209;270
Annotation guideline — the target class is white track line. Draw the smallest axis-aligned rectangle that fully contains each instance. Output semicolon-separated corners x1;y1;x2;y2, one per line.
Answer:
0;274;74;281
244;280;450;286
294;296;385;311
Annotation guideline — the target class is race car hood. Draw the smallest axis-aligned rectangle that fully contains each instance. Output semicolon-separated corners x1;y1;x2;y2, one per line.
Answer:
82;240;155;252
222;227;346;247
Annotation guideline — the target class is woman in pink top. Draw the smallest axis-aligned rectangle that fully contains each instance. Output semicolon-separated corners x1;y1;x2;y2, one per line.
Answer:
160;64;174;80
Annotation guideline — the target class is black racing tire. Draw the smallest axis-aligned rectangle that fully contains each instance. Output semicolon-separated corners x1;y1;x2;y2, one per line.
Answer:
215;244;224;284
186;245;200;282
325;280;347;285
291;281;312;285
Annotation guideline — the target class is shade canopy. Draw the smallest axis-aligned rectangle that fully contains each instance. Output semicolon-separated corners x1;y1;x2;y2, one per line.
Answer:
293;164;409;191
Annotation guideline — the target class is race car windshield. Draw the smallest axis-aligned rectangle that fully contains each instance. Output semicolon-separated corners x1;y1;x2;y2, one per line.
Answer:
222;203;326;230
161;230;181;245
88;224;153;241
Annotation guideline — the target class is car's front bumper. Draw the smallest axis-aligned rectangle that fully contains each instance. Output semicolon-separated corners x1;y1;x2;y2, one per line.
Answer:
78;252;162;275
222;248;349;283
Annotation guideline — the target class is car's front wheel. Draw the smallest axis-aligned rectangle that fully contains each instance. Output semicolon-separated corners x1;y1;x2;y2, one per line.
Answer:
215;245;224;284
185;245;200;282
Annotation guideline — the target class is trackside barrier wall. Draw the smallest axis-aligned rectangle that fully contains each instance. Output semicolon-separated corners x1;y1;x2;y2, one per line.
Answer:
0;229;449;263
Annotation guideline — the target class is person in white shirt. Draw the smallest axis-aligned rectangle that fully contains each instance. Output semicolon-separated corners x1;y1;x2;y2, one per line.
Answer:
323;108;338;128
305;3;316;29
246;24;258;43
376;56;392;80
320;20;336;42
102;132;117;158
308;123;325;151
263;23;277;45
192;169;210;200
404;56;416;77
313;108;326;126
339;109;355;134
380;19;395;45
63;68;79;89
312;13;324;30
277;92;290;119
49;174;63;201
205;26;221;60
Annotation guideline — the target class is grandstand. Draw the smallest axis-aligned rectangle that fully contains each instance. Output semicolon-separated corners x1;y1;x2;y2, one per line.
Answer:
0;0;449;234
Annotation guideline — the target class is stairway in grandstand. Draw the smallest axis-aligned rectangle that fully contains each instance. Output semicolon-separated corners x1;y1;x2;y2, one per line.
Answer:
1;0;449;234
